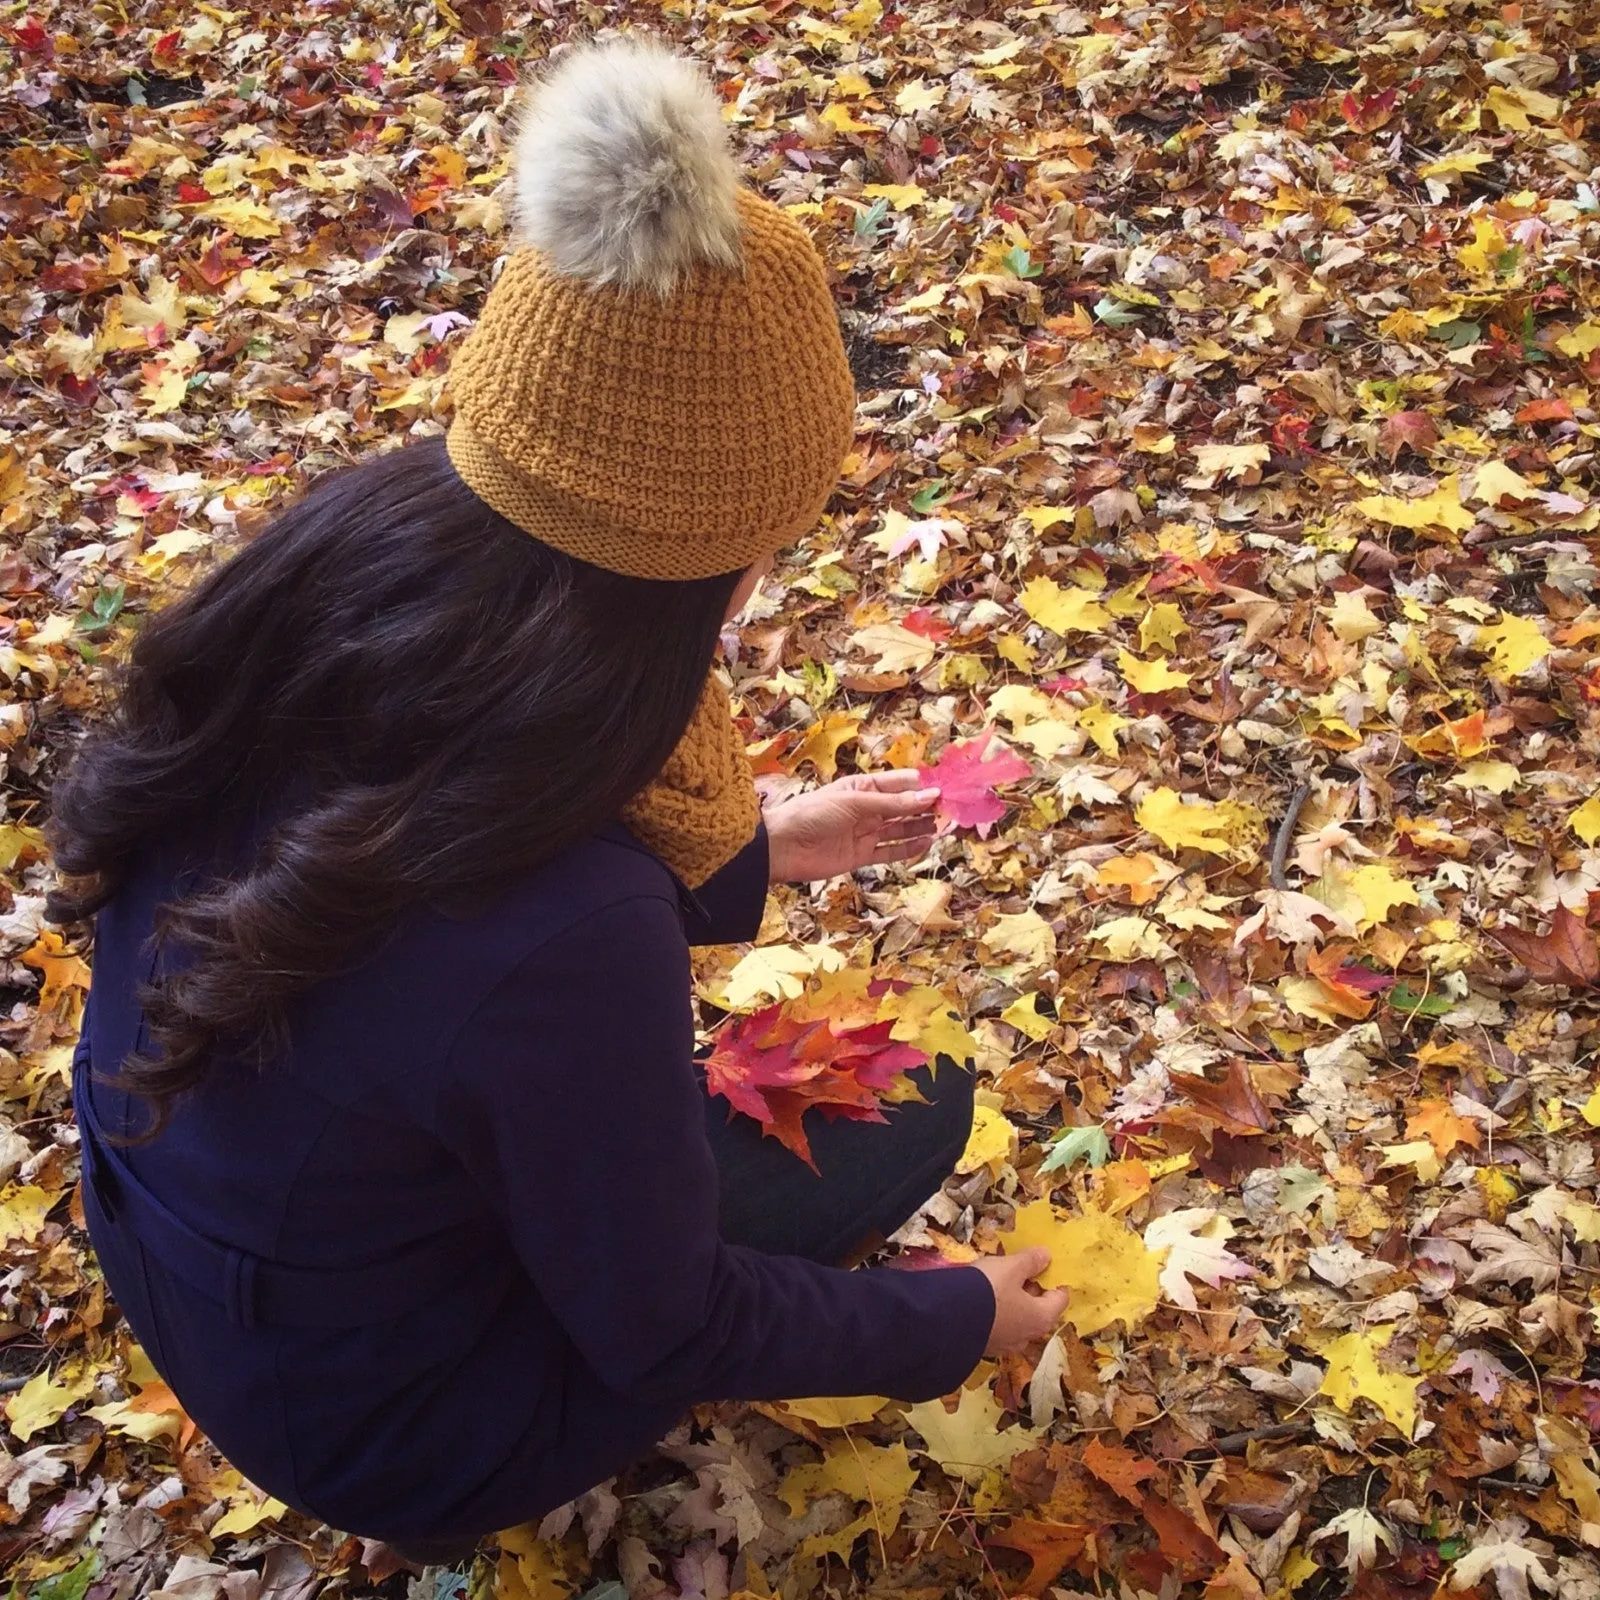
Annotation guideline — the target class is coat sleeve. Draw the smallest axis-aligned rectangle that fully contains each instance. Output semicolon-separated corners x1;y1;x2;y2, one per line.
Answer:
433;891;993;1408
680;821;769;946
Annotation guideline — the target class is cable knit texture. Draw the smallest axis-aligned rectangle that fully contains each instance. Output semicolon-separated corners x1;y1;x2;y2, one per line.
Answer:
621;674;761;888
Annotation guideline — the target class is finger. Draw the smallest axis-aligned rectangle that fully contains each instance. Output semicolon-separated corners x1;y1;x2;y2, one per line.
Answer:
1040;1288;1071;1322
850;787;942;820
856;769;927;794
1014;1246;1052;1279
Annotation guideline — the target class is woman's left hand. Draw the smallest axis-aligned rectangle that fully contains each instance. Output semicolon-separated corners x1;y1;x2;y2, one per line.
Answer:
764;771;942;884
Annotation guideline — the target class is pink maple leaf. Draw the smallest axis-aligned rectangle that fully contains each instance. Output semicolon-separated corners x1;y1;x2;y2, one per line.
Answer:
918;730;1031;837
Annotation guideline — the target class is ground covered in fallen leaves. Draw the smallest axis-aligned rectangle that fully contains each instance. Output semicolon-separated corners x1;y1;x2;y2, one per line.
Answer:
5;1;1600;1598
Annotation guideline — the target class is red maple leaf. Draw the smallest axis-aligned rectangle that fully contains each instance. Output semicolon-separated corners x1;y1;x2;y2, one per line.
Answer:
1491;906;1600;989
704;1003;929;1170
918;730;1031;837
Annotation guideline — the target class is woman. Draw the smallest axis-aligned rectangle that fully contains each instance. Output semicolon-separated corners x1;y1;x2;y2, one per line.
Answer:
50;37;1065;1560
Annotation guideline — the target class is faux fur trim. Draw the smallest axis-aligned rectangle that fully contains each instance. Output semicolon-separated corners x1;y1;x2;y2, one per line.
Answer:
512;36;743;295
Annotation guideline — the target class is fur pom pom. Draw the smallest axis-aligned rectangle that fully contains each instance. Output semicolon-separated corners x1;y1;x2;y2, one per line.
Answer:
512;37;743;295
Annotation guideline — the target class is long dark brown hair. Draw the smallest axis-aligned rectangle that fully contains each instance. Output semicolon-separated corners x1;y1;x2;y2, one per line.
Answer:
47;437;741;1133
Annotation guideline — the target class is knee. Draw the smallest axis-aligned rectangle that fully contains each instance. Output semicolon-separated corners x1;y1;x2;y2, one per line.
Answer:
926;1057;976;1169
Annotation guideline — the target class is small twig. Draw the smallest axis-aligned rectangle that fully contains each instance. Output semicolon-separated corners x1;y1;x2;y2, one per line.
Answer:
1475;1477;1540;1494
1270;780;1312;890
1188;1421;1314;1458
0;1374;33;1394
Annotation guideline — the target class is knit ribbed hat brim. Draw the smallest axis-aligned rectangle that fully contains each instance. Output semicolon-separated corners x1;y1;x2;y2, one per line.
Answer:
446;408;833;582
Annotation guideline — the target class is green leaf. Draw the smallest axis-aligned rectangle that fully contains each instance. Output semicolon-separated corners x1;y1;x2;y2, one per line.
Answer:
31;1554;98;1600
1389;982;1452;1017
910;480;948;513
854;197;890;241
1093;295;1144;328
1277;1164;1333;1215
1001;245;1041;279
1429;319;1482;349
1039;1124;1111;1173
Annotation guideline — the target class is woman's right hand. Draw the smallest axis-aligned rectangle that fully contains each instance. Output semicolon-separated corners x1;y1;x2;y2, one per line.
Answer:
971;1247;1070;1356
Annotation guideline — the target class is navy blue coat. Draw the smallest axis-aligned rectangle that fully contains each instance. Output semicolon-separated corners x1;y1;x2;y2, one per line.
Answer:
74;814;993;1541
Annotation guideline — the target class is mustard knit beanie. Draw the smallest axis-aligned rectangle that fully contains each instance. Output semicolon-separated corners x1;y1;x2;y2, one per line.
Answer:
445;36;858;582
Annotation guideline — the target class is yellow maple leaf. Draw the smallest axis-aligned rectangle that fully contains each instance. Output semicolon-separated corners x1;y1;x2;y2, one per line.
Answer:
862;183;925;211
1019;577;1109;636
1327;589;1383;643
1571;794;1600;847
1564;1198;1600;1245
1484;83;1561;131
1556;322;1600;358
210;1487;291;1540
850;622;936;674
1089;915;1174;963
987;695;1078;759
1019;505;1075;534
1446;760;1521;795
1417;150;1494;179
1472;460;1538;504
1353;477;1475;533
193;195;283;237
982;908;1057;971
894;78;946;114
1476;613;1551;681
139;361;189;415
0;1184;59;1245
780;1439;918;1533
1003;1201;1162;1335
1137;602;1188;654
1279;974;1348;1026
1136;787;1235;855
820;102;875;135
1318;1326;1420;1438
958;1101;1020;1171
1077;702;1129;758
4;1363;98;1444
998;993;1054;1044
876;984;976;1063
1190;441;1271;484
1380;1140;1442;1183
1458;214;1510;279
1118;651;1191;694
779;1395;889;1427
796;710;863;780
904;1381;1040;1483
85;1393;186;1445
116;275;186;337
1315;861;1419;933
713;943;845;1010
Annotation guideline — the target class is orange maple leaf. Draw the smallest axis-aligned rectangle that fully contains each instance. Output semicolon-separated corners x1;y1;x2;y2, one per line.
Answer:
1405;1099;1483;1157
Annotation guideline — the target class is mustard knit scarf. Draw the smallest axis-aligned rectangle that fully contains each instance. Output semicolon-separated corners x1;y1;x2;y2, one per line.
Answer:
620;674;762;889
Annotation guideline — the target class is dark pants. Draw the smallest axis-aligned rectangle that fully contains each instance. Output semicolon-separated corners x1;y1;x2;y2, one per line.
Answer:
701;1056;974;1264
392;1059;973;1567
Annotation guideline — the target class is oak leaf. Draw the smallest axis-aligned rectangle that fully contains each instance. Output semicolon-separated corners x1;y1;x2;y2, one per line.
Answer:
1080;1436;1157;1502
985;1518;1090;1593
